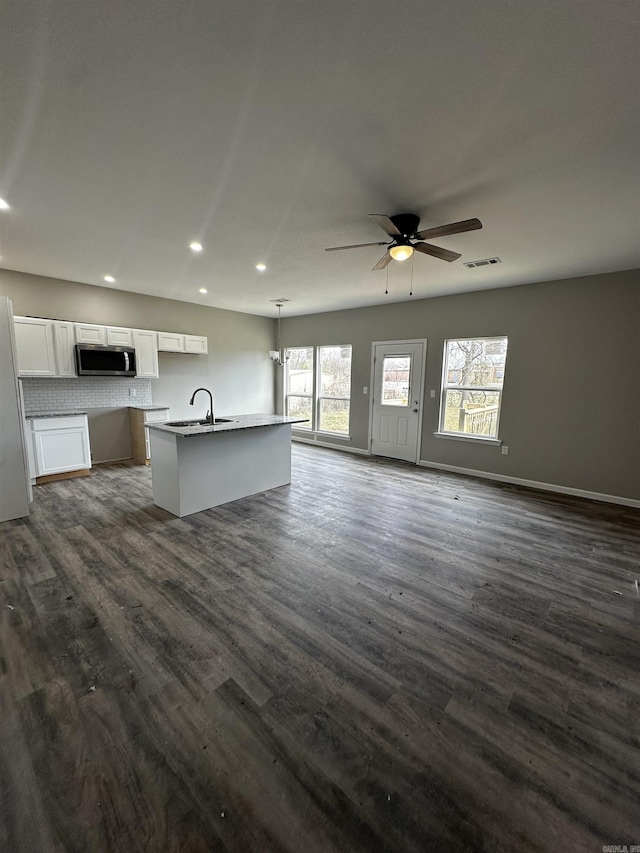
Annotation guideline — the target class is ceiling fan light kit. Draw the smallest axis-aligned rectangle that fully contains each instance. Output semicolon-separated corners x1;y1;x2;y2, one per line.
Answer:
389;244;414;261
325;213;483;271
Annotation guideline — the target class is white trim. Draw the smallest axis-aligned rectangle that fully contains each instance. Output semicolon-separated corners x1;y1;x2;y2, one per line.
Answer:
418;458;640;509
292;428;351;441
293;435;368;456
434;432;502;446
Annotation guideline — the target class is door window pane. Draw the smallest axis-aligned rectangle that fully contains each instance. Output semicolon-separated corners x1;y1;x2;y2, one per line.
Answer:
382;356;410;406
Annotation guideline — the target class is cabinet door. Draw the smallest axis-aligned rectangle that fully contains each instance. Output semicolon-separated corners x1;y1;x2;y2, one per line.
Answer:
185;335;208;355
32;416;91;476
157;332;185;352
133;329;159;378
53;322;77;377
106;326;134;346
14;317;57;376
75;323;107;344
144;409;169;460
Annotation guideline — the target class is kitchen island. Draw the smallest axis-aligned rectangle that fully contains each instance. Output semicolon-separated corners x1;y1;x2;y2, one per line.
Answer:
147;414;307;517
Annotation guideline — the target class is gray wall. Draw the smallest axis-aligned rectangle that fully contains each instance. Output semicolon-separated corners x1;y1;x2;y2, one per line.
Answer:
0;269;276;460
280;268;640;501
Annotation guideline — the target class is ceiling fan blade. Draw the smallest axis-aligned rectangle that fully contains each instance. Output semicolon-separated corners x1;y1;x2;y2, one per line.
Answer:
325;241;388;252
372;251;392;271
369;214;402;237
414;242;461;262
415;218;482;240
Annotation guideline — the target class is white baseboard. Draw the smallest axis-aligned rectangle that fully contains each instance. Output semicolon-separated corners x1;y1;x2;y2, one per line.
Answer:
292;436;369;456
418;459;640;509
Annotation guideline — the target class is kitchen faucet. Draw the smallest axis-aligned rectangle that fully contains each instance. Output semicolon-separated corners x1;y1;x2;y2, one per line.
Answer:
189;387;214;424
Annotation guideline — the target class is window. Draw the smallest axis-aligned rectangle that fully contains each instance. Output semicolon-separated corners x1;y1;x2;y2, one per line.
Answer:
439;337;508;439
286;345;352;435
381;355;410;406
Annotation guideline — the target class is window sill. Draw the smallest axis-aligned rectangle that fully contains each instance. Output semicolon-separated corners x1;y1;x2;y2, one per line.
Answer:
434;432;502;446
292;428;351;442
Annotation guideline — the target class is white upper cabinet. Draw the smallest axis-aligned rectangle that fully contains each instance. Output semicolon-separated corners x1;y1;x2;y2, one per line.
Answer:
14;317;57;376
106;326;134;347
15;315;206;378
133;329;159;378
75;323;107;344
157;332;185;352
52;321;76;377
14;317;77;378
185;335;208;355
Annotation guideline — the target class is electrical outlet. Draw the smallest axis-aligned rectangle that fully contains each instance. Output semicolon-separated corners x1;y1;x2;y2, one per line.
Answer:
501;445;509;455
129;388;136;397
363;386;368;395
430;389;436;398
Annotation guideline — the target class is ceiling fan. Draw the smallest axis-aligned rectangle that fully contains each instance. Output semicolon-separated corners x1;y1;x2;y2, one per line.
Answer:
325;213;482;270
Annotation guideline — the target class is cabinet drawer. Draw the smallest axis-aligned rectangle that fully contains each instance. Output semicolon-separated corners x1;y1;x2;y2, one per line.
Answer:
31;415;88;431
144;409;169;423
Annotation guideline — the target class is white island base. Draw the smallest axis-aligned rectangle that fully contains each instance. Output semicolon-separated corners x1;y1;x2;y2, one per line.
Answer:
149;419;297;517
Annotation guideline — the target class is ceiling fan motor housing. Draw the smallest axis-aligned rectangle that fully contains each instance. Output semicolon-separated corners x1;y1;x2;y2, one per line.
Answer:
389;213;421;238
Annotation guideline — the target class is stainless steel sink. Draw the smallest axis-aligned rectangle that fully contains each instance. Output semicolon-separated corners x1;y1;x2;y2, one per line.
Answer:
164;418;235;427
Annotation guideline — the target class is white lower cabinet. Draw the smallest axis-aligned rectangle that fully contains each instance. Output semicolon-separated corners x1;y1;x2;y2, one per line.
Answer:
129;407;169;463
30;415;91;477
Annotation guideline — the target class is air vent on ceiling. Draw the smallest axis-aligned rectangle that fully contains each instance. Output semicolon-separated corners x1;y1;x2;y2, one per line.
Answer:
464;257;501;269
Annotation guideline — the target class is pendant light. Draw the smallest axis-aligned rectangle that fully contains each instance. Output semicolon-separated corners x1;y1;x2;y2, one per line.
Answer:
269;299;290;366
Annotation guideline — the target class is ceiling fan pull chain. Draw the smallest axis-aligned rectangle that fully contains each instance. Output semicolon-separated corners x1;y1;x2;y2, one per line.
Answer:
409;255;414;296
385;265;389;295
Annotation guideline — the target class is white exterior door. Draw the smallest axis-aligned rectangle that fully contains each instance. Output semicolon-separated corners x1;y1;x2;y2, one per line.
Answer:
370;340;426;463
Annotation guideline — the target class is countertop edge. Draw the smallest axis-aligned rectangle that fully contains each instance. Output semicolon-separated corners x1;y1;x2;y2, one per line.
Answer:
147;414;308;437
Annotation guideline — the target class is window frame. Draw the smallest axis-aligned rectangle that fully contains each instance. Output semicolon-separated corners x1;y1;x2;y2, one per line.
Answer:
285;346;314;431
285;344;352;437
437;336;508;442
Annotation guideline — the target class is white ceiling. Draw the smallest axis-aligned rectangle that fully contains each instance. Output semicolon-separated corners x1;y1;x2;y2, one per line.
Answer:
0;1;638;317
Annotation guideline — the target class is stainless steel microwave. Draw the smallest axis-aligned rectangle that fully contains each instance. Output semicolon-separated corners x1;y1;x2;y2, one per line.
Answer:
75;344;137;377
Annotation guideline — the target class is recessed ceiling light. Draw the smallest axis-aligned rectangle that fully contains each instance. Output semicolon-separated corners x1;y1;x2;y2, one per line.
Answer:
256;263;266;271
104;275;116;283
0;198;10;210
199;288;208;294
190;242;203;253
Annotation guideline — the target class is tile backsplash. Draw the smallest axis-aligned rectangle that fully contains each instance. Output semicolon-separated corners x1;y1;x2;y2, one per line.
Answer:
22;377;153;412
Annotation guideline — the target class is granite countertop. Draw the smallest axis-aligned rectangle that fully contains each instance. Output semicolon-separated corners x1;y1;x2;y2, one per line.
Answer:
147;413;308;437
128;405;170;411
25;410;88;419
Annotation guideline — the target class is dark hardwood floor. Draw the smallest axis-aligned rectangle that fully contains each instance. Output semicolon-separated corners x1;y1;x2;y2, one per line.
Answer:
1;444;639;852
